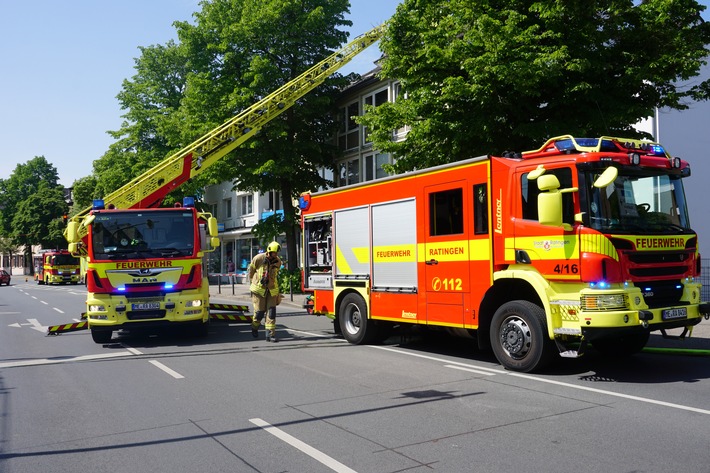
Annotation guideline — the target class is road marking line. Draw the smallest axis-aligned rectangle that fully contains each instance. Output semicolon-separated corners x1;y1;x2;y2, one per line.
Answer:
372;345;710;416
0;352;133;368
288;329;346;340
40;300;48;305
122;345;143;355
53;307;64;314
445;364;496;376
250;418;358;473
149;360;184;379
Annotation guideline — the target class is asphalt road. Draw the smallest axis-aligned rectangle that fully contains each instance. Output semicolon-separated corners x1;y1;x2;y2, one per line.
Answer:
2;280;710;472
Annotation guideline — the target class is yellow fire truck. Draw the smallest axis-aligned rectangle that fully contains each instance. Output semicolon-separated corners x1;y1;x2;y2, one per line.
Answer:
60;25;385;344
300;136;710;372
35;250;81;285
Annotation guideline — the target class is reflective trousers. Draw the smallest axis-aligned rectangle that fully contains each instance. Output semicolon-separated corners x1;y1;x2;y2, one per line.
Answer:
251;292;277;336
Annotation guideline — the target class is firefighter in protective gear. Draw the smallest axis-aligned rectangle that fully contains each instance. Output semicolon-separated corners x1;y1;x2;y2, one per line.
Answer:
248;242;282;342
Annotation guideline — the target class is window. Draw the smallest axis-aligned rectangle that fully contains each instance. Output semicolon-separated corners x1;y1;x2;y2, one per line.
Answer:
393;82;410;137
429;188;464;236
363;152;392;181
337;101;360;151
223;198;232;219
363;88;389;144
239;194;253;216
473;184;488;234
268;191;282;211
521;168;574;224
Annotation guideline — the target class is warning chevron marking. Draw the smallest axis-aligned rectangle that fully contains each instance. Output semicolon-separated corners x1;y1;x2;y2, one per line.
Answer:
47;321;88;335
209;303;250;312
210;313;252;323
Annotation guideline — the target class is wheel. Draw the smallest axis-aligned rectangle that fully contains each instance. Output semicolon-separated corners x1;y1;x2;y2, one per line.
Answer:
490;301;555;372
91;328;113;344
339;293;375;344
592;332;649;357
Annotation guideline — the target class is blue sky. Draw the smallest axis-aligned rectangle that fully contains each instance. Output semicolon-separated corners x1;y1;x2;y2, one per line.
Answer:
0;0;398;187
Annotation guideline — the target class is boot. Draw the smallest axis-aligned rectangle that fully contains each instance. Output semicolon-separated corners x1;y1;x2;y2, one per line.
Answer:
251;326;258;338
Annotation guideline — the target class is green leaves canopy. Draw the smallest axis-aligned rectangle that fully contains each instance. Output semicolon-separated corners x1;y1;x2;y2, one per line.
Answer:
360;0;710;172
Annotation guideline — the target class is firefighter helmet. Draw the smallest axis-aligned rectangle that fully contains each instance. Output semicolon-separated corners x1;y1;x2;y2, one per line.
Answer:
267;242;281;253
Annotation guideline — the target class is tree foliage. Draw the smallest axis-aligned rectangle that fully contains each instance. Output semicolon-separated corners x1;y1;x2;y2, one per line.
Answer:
0;157;68;259
359;0;710;172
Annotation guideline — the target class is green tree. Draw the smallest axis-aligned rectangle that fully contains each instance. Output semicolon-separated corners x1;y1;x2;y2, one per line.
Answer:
0;157;68;267
71;175;98;211
12;185;69;249
359;0;710;172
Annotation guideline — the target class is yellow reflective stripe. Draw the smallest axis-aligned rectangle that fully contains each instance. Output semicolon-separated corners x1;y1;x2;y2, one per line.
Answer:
468;239;490;261
335;244;352;274
580;233;619;261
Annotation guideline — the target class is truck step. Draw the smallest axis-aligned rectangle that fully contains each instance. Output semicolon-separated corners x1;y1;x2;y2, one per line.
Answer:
553;327;582;335
559;350;581;358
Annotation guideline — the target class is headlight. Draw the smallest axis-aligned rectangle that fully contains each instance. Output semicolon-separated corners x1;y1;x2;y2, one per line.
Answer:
89;304;106;312
581;294;627;311
185;299;203;308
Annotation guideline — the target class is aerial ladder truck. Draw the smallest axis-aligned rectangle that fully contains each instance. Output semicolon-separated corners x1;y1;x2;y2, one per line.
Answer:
55;25;386;343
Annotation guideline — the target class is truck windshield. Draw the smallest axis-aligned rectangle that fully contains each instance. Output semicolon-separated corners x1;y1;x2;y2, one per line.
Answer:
53;254;79;265
584;168;691;234
91;210;195;260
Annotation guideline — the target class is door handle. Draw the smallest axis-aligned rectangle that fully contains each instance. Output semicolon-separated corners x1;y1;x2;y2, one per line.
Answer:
425;259;438;265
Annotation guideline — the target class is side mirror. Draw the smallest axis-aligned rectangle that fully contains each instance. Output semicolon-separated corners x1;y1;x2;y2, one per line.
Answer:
208;217;219;237
537;174;577;231
593;167;618;188
210;237;220;248
65;221;79;243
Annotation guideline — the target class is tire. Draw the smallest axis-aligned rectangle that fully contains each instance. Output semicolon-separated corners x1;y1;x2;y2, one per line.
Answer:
339;293;375;345
490;301;555;373
91;328;113;344
592;332;649;358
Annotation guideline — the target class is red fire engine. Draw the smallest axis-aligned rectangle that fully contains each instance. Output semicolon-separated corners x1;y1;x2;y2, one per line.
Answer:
300;135;710;372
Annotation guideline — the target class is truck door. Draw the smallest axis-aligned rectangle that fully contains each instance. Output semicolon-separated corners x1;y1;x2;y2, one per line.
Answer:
515;166;580;282
424;182;470;325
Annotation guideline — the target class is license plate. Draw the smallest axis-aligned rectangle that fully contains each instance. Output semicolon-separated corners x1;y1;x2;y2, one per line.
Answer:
132;302;160;310
662;307;687;320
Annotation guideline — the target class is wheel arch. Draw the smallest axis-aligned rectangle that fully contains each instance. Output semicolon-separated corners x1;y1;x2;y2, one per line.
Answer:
478;268;551;350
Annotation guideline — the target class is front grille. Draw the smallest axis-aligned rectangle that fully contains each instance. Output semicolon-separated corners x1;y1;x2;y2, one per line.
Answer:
627;251;690;264
638;281;683;308
127;310;166;320
630;266;688;278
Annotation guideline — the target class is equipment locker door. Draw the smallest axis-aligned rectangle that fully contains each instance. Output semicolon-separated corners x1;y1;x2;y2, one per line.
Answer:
424;182;470;326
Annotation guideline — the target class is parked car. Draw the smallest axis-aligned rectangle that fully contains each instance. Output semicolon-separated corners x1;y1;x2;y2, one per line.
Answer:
0;270;10;286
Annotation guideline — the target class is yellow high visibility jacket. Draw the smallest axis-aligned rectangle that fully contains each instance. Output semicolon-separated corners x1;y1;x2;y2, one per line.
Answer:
248;253;281;297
